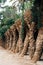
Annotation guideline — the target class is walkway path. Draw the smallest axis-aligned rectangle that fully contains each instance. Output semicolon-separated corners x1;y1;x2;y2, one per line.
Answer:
0;46;43;65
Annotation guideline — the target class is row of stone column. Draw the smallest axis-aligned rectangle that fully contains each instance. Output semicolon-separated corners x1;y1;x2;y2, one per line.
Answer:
4;10;43;63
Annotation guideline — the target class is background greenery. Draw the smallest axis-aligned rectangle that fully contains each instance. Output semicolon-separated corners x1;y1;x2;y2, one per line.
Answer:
0;0;41;38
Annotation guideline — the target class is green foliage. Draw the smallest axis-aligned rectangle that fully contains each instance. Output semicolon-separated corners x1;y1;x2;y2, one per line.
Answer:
0;5;21;38
0;0;1;2
0;25;8;37
4;19;14;26
31;0;41;29
21;15;25;41
0;18;14;37
37;8;42;29
31;6;38;22
20;1;25;41
0;0;6;3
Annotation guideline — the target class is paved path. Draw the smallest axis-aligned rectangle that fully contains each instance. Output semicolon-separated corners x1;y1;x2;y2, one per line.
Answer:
0;46;43;65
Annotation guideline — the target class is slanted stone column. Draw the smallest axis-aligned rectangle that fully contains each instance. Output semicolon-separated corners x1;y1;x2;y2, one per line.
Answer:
29;22;36;59
15;19;24;54
4;29;10;49
32;27;43;63
10;24;18;52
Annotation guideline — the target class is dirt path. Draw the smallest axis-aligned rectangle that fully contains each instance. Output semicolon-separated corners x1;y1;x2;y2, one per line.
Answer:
0;46;43;65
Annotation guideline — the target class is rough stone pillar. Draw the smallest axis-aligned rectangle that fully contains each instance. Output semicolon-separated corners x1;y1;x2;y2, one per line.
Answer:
4;29;10;49
11;25;18;52
20;31;29;57
32;27;43;63
29;22;36;59
15;19;23;54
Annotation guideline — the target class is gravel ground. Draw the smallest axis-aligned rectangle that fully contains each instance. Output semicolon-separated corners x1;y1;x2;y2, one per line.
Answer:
0;46;43;65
